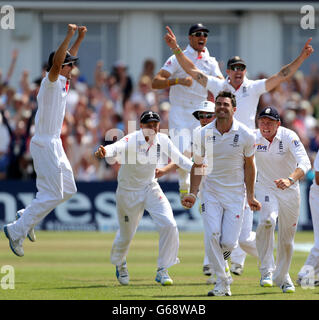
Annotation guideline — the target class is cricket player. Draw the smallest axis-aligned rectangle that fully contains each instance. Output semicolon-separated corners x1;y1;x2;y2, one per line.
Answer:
297;150;319;287
3;24;87;257
163;25;314;276
95;111;193;286
152;23;223;201
254;106;311;293
182;91;261;296
155;100;222;283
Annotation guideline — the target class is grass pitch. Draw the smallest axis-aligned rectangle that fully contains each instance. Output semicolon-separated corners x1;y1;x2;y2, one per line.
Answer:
0;231;318;300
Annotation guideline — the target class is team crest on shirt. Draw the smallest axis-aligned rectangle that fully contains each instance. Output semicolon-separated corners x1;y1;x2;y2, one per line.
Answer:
242;86;249;97
229;134;240;147
293;140;300;147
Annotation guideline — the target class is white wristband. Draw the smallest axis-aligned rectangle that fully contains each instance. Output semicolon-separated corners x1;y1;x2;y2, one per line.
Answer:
188;193;197;200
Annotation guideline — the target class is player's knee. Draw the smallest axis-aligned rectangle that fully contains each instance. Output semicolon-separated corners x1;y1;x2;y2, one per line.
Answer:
259;217;276;230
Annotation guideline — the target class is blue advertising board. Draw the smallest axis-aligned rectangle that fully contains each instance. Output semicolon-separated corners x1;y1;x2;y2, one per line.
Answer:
0;180;314;231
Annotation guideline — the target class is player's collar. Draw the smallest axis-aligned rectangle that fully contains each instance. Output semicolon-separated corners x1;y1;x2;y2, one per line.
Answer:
186;44;208;59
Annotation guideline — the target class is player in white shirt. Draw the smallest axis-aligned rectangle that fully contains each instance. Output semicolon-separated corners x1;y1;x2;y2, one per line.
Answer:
95;111;193;286
152;23;223;201
182;91;261;296
3;24;87;257
163;25;314;276
297;151;319;287
254;106;311;293
155;101;219;281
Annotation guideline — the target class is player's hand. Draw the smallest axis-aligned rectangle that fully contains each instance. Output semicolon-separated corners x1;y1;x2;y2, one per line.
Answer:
179;77;193;87
12;49;18;60
301;37;314;59
94;145;106;159
274;178;292;190
247;196;261;211
78;26;87;39
164;26;178;49
67;24;78;36
155;168;166;178
181;193;197;209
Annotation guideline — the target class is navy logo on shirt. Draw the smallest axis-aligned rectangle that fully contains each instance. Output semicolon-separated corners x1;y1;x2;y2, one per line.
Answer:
230;134;240;147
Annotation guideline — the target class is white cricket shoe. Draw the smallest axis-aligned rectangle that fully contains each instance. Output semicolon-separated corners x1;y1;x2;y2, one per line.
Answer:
230;263;243;276
16;209;36;242
281;282;295;293
260;272;273;287
3;224;24;257
155;267;173;286
203;264;213;276
208;280;231;296
116;261;129;285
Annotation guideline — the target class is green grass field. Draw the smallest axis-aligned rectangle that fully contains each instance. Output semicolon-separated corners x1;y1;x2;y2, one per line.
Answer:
0;231;318;300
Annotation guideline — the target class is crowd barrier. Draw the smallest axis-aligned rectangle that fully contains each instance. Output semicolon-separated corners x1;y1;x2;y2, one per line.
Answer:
0;180;314;232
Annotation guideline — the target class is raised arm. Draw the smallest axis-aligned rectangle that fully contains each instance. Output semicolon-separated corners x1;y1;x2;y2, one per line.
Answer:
48;24;78;83
265;38;314;92
69;26;87;57
164;26;208;88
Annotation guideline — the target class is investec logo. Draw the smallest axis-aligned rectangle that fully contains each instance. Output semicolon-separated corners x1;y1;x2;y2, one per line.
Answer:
256;144;267;152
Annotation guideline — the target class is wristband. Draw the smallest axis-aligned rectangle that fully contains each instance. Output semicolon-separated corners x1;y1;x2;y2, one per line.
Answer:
188;193;197;201
175;77;179;84
172;46;182;55
288;177;295;185
167;79;170;87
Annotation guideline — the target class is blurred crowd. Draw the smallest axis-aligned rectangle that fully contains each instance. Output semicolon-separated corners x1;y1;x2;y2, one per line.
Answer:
0;49;319;182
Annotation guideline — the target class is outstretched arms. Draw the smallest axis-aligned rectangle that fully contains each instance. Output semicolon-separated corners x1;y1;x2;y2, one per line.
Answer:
164;26;209;88
265;38;314;92
48;24;78;83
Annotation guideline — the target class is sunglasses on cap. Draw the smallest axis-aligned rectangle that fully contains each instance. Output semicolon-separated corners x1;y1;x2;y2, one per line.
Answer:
230;65;246;71
191;31;208;38
198;112;214;119
62;61;75;67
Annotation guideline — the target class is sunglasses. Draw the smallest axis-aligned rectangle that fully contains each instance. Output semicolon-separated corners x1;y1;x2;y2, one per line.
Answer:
230;65;246;71
198;112;214;119
191;31;208;38
62;61;75;67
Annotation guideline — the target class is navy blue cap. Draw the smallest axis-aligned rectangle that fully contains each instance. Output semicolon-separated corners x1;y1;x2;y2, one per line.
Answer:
47;50;79;72
140;111;161;123
189;23;209;35
258;106;280;121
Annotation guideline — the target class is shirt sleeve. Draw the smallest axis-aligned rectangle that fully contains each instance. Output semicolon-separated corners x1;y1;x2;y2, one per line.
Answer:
42;73;60;88
251;79;267;96
206;76;225;97
287;130;311;174
163;136;193;172
105;135;128;158
244;131;256;158
209;57;223;78
161;54;178;76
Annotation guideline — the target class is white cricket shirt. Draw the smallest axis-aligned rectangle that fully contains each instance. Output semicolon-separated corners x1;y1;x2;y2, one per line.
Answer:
162;45;223;109
34;73;69;138
255;126;311;190
311;151;319;191
105;130;193;190
206;76;267;129
194;118;256;192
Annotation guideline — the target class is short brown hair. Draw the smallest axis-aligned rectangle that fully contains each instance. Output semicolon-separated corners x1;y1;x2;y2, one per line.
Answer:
215;91;236;108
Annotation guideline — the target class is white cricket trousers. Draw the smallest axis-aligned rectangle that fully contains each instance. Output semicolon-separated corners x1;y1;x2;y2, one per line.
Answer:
231;203;258;266
255;184;300;287
169;105;198;191
111;181;180;269
300;184;319;276
201;187;245;282
8;137;77;241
